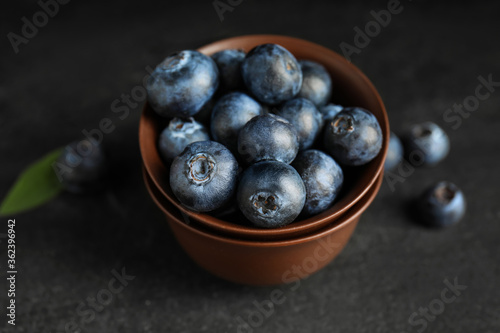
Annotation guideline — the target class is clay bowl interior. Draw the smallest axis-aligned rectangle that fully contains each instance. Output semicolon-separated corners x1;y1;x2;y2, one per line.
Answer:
144;167;383;285
139;34;389;241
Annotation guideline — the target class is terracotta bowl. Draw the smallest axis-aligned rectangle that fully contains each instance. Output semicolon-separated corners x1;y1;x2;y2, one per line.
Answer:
139;34;389;241
144;167;383;285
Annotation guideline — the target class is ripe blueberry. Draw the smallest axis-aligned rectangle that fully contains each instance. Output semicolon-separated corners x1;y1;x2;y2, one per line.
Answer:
297;60;332;106
319;103;344;123
158;117;210;165
416;181;466;227
146;50;219;118
403;122;449;166
237;161;306;228
274;98;323;150
210;92;263;154
55;140;107;193
323;107;383;166
170;141;239;212
292;150;344;216
384;132;403;171
241;44;302;105
238;114;299;165
211;49;246;92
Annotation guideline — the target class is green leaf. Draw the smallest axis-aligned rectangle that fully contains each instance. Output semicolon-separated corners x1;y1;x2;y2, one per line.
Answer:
0;148;64;216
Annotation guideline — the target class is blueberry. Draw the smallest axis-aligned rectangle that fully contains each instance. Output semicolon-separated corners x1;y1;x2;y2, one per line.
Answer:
416;181;466;227
274;98;323;150
158;117;210;165
237;161;306;228
323;107;383;166
55;140;107;193
297;60;332;106
211;92;263;154
292;150;343;216
319;103;343;123
403;122;449;166
211;49;246;91
238;114;299;165
318;104;344;143
241;44;302;105
170;141;238;212
146;50;219;118
384;132;403;171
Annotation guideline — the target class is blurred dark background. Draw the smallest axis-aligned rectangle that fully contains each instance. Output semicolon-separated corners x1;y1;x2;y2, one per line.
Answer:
1;0;499;332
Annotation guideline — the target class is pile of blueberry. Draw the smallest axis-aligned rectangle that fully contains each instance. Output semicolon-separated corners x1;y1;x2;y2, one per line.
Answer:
146;43;384;229
54;43;465;230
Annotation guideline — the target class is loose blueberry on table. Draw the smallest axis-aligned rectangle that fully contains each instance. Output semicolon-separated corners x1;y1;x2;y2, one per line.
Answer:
56;140;107;193
384;132;404;171
403;122;449;167
323;107;383;166
416;181;466;227
146;50;219;118
170;141;239;212
237;161;306;228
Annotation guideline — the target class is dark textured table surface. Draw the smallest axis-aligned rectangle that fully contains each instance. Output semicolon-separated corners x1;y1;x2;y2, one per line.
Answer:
1;1;500;332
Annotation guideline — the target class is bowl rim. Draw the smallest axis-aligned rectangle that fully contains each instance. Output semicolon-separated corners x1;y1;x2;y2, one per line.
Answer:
144;166;383;247
139;34;389;237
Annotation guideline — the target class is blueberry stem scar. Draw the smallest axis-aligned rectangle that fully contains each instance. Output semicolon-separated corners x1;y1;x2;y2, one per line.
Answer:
251;192;280;216
414;125;432;137
333;115;354;134
433;183;456;204
187;153;216;185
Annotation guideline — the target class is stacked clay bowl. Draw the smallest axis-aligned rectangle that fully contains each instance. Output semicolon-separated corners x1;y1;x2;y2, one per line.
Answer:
140;35;389;285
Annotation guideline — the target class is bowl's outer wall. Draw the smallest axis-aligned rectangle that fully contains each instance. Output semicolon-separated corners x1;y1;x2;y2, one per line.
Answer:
139;35;389;240
168;216;359;285
144;168;383;285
